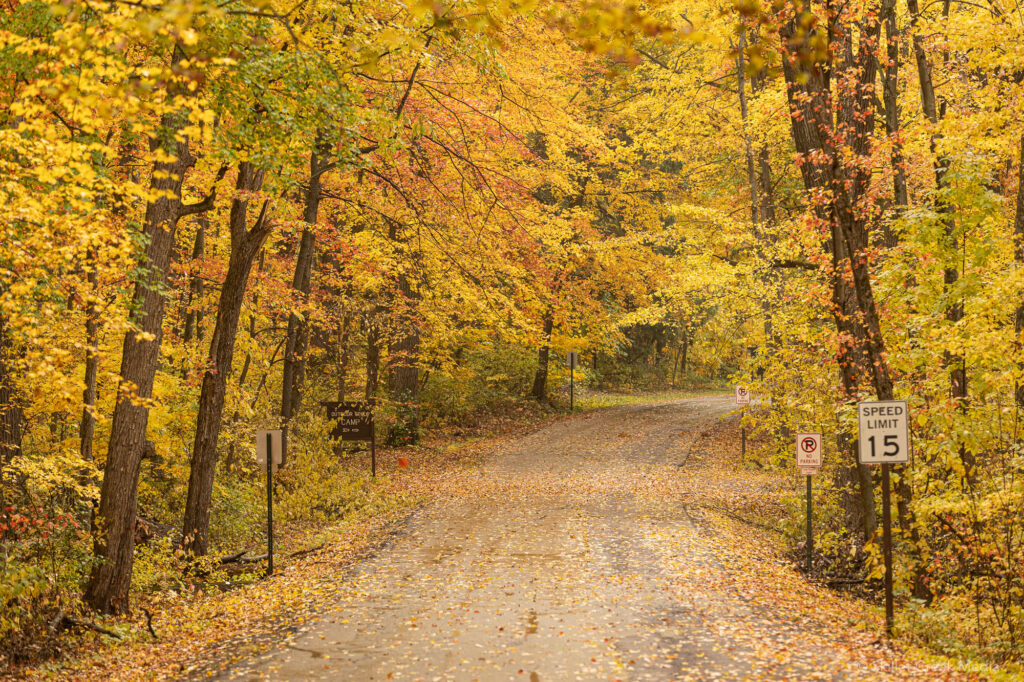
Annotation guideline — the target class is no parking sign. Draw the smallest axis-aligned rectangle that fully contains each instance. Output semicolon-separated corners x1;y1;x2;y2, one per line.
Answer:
795;432;822;472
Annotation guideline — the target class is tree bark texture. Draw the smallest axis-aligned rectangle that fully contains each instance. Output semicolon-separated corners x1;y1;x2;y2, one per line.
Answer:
365;311;381;401
182;163;272;556
779;8;887;541
531;312;554;402
281;143;327;432
182;218;206;345
1014;135;1024;409
883;0;909;227
386;273;421;446
79;262;100;463
86;107;211;613
907;0;971;485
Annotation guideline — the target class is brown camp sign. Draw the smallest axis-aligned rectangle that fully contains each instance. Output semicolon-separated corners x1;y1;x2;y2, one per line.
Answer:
323;401;373;441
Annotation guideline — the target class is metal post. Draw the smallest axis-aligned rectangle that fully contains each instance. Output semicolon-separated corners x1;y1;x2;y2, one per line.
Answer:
266;431;274;577
806;474;813;574
570;365;574;412
740;409;746;462
882;463;894;636
370;421;376;478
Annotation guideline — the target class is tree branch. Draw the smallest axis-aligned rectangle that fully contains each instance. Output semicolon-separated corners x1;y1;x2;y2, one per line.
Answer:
179;165;229;217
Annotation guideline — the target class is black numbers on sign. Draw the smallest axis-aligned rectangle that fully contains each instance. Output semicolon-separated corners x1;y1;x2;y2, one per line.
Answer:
867;434;900;458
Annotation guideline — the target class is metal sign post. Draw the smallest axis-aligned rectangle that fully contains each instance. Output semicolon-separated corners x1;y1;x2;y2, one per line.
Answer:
567;351;579;411
857;400;910;637
796;433;822;575
266;432;273;576
322;401;376;477
805;473;813;572
735;387;750;462
256;429;283;577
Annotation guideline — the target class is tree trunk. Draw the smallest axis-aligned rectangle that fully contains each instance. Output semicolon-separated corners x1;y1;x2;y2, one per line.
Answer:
224;250;263;474
79;262;100;464
337;316;350;403
1014;134;1024;409
386;274;421;446
736;32;760;226
531;312;554;402
0;312;21;546
908;0;972;486
85;104;216;613
779;11;884;542
882;0;909;234
0;313;23;466
671;344;680;387
182;218;206;345
680;330;688;374
182;163;271;556
365;312;381;401
281;143;327;437
331;316;352;456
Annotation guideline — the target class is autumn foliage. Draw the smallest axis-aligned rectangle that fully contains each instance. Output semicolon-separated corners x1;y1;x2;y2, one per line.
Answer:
1;0;1023;672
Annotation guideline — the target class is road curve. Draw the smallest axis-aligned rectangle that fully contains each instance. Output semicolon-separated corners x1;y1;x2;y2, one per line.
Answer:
213;397;908;681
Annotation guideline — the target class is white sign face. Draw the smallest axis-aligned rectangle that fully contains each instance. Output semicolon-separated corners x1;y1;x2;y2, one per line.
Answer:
735;386;750;405
567;351;579;369
857;401;910;464
800;466;819;476
795;432;822;468
256;429;283;472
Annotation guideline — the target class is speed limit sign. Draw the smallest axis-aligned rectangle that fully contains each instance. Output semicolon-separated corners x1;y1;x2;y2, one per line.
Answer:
857;401;909;464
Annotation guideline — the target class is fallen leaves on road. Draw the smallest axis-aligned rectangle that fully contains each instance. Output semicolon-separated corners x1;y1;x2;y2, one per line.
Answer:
18;396;984;681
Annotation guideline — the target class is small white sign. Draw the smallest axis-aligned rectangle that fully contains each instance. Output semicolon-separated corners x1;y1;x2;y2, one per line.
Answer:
800;466;819;476
795;432;822;468
857;400;910;464
567;351;579;369
256;429;283;473
735;386;750;406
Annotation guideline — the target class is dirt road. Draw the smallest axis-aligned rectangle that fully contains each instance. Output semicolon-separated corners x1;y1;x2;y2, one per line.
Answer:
216;397;955;681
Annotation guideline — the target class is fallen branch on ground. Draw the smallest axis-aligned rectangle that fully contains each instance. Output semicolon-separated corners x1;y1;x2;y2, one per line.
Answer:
289;543;325;559
50;611;123;639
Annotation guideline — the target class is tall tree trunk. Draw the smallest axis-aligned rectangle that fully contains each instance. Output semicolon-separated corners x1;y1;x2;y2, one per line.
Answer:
531;312;554;402
337;316;350;403
331;316;351;456
0;312;22;546
671;343;680;387
0;312;23;465
738;33;784;363
182;218;206;345
907;0;972;485
79;262;100;464
386;273;421;446
281;143;327;439
182;163;272;556
882;0;909;234
365;312;381;402
224;249;263;474
1009;134;1024;419
85;102;222;612
779;10;884;542
736;32;760;226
